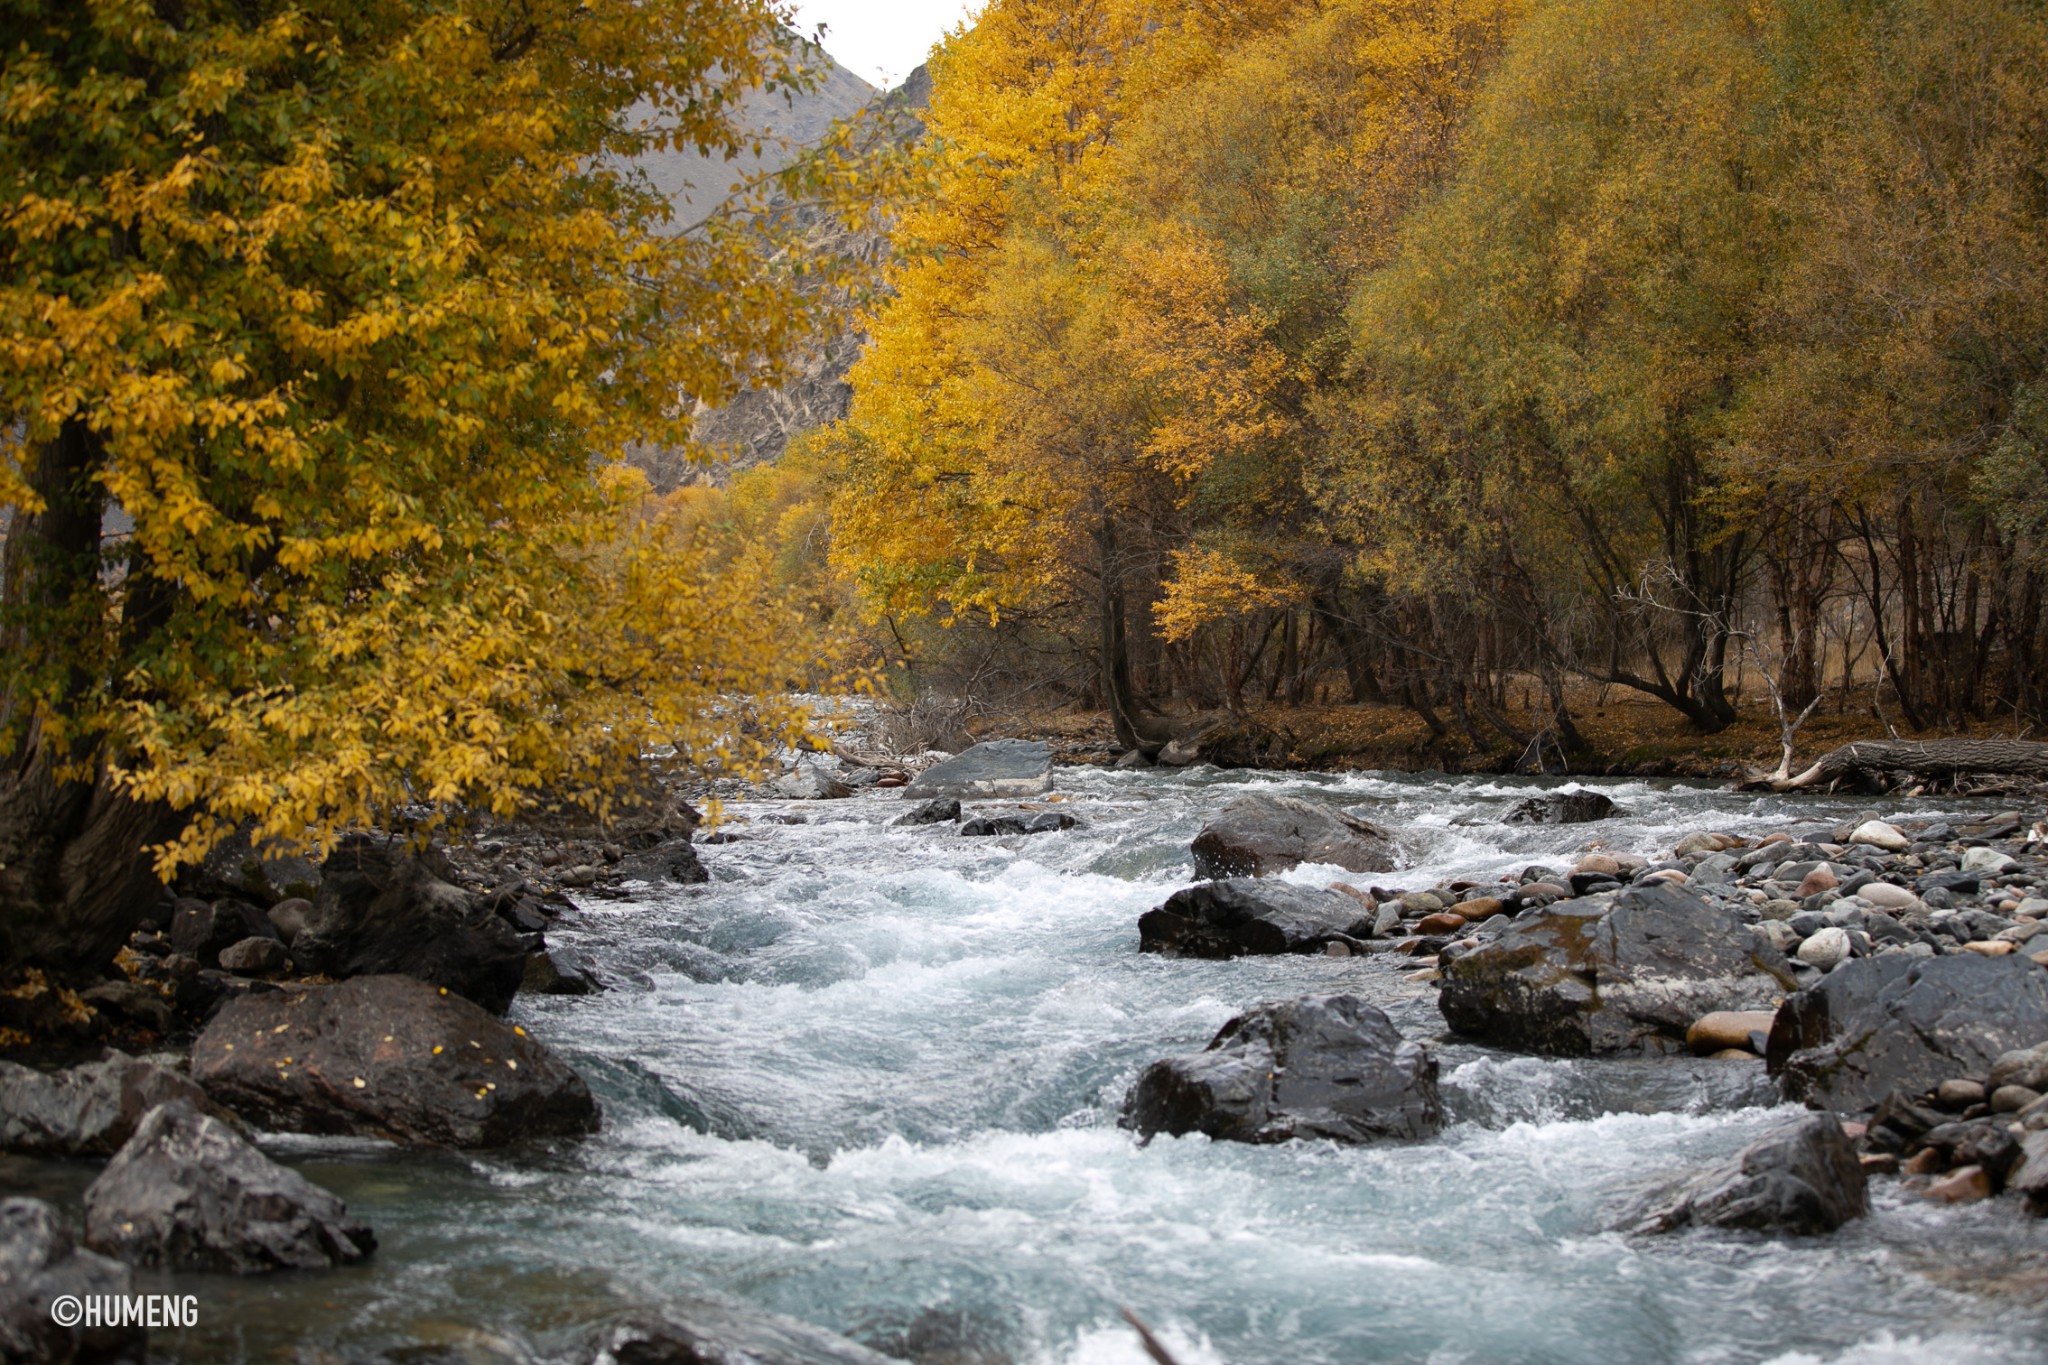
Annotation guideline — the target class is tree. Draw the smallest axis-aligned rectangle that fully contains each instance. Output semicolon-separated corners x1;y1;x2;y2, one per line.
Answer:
0;0;890;976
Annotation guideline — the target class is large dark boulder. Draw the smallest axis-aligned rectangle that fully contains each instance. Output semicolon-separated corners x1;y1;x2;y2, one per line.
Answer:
82;1100;373;1273
167;897;278;968
1439;882;1796;1056
1504;790;1619;825
191;975;599;1147
901;739;1053;799
293;835;526;1013
1189;795;1395;879
0;1054;225;1157
1766;954;2048;1112
1122;995;1442;1144
0;1197;144;1365
1633;1113;1867;1235
1137;879;1375;958
586;1301;900;1365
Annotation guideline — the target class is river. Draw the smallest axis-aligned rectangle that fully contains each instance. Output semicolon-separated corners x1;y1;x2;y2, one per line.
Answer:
12;765;2048;1362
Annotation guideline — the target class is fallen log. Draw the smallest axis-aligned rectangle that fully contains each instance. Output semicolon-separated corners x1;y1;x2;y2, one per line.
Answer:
1774;738;2048;791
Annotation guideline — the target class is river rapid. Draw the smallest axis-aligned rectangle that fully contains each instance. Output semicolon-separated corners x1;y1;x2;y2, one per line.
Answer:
15;765;2048;1363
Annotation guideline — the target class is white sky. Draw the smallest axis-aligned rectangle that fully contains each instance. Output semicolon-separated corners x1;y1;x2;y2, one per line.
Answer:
788;0;977;90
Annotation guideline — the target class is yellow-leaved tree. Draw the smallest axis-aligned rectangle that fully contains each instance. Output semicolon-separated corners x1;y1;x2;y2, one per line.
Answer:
0;0;896;976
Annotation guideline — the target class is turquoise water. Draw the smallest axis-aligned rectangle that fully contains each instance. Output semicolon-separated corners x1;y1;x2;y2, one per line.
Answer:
16;767;2048;1363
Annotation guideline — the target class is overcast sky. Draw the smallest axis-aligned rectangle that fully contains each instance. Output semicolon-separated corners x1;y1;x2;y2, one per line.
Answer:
788;0;976;90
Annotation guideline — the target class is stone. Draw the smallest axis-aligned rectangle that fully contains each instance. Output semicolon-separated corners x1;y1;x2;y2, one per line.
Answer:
522;945;603;996
1994;1084;2043;1113
585;1302;900;1365
1960;940;2016;956
1857;882;1920;911
168;897;279;968
1575;853;1622;877
2008;1130;2048;1213
772;765;852;800
1936;1079;1988;1110
266;897;314;944
1797;927;1853;971
1989;1045;2048;1092
1849;820;1911;853
291;835;527;1014
1457;897;1508;920
192;975;599;1147
1437;882;1796;1056
960;816;1028;836
892;798;961;827
1915;1119;2020;1181
1504;790;1619;825
1961;847;2020;875
1925;1164;1992;1204
218;936;289;975
1188;795;1396;879
1121;995;1442;1144
1634;1113;1867;1235
77;980;174;1035
1687;1010;1776;1056
1137;879;1374;958
1674;832;1741;859
82;1100;374;1273
901;739;1053;800
0;1196;143;1364
1767;954;2048;1112
1415;912;1468;935
0;1054;226;1157
1797;867;1839;897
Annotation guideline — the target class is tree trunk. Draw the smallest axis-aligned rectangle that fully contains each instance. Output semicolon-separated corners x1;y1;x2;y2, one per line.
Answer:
1776;738;2048;791
1093;514;1151;753
0;419;177;979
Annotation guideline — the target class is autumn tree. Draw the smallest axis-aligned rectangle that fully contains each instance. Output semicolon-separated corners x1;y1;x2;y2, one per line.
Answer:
0;0;890;976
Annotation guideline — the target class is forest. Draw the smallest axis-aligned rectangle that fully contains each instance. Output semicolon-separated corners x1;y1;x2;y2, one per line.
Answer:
683;0;2048;766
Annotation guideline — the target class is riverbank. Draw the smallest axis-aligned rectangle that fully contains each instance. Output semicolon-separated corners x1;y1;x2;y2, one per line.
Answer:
994;688;2048;785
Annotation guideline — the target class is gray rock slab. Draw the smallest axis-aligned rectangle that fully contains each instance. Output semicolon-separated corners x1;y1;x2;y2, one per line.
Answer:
901;739;1052;799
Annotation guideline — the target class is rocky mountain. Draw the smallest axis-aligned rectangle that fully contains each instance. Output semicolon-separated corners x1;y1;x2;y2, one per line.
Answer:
622;52;929;492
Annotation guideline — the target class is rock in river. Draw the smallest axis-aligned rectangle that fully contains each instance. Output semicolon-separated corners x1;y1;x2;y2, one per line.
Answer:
1138;879;1375;958
1122;995;1442;1144
587;1300;900;1365
901;739;1053;800
192;975;599;1147
0;1053;225;1157
1;1197;143;1364
1504;790;1619;825
1766;954;2048;1112
83;1099;374;1273
1634;1113;1867;1235
292;835;528;1014
1438;882;1796;1056
1189;795;1395;879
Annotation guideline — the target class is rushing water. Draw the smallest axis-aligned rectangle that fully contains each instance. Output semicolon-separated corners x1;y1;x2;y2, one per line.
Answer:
13;766;2048;1363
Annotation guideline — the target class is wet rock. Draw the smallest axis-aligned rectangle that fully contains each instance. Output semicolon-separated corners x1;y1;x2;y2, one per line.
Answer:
901;739;1053;800
292;836;527;1014
192;975;599;1147
1936;1079;1988;1110
1766;954;2048;1112
0;1196;144;1365
1189;795;1395;880
1687;1011;1775;1056
218;936;288;975
1988;1044;2048;1093
586;1301;899;1365
1635;1113;1867;1235
1504;790;1618;825
1916;1119;2021;1182
772;766;852;800
1994;1084;2042;1112
1438;882;1795;1057
76;981;174;1035
522;945;603;996
0;1054;225;1157
1122;995;1442;1144
168;898;278;969
1925;1164;1992;1203
82;1100;373;1273
1674;832;1743;858
1137;879;1374;958
2007;1130;2048;1214
892;798;961;827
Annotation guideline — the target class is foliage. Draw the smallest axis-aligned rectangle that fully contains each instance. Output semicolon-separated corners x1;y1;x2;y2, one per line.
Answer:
0;0;898;872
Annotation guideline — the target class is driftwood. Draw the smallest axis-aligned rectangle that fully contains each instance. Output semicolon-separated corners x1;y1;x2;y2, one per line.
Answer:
1772;738;2048;791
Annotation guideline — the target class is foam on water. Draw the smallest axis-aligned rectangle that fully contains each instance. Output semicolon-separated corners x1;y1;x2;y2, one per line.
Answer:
70;766;2048;1362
